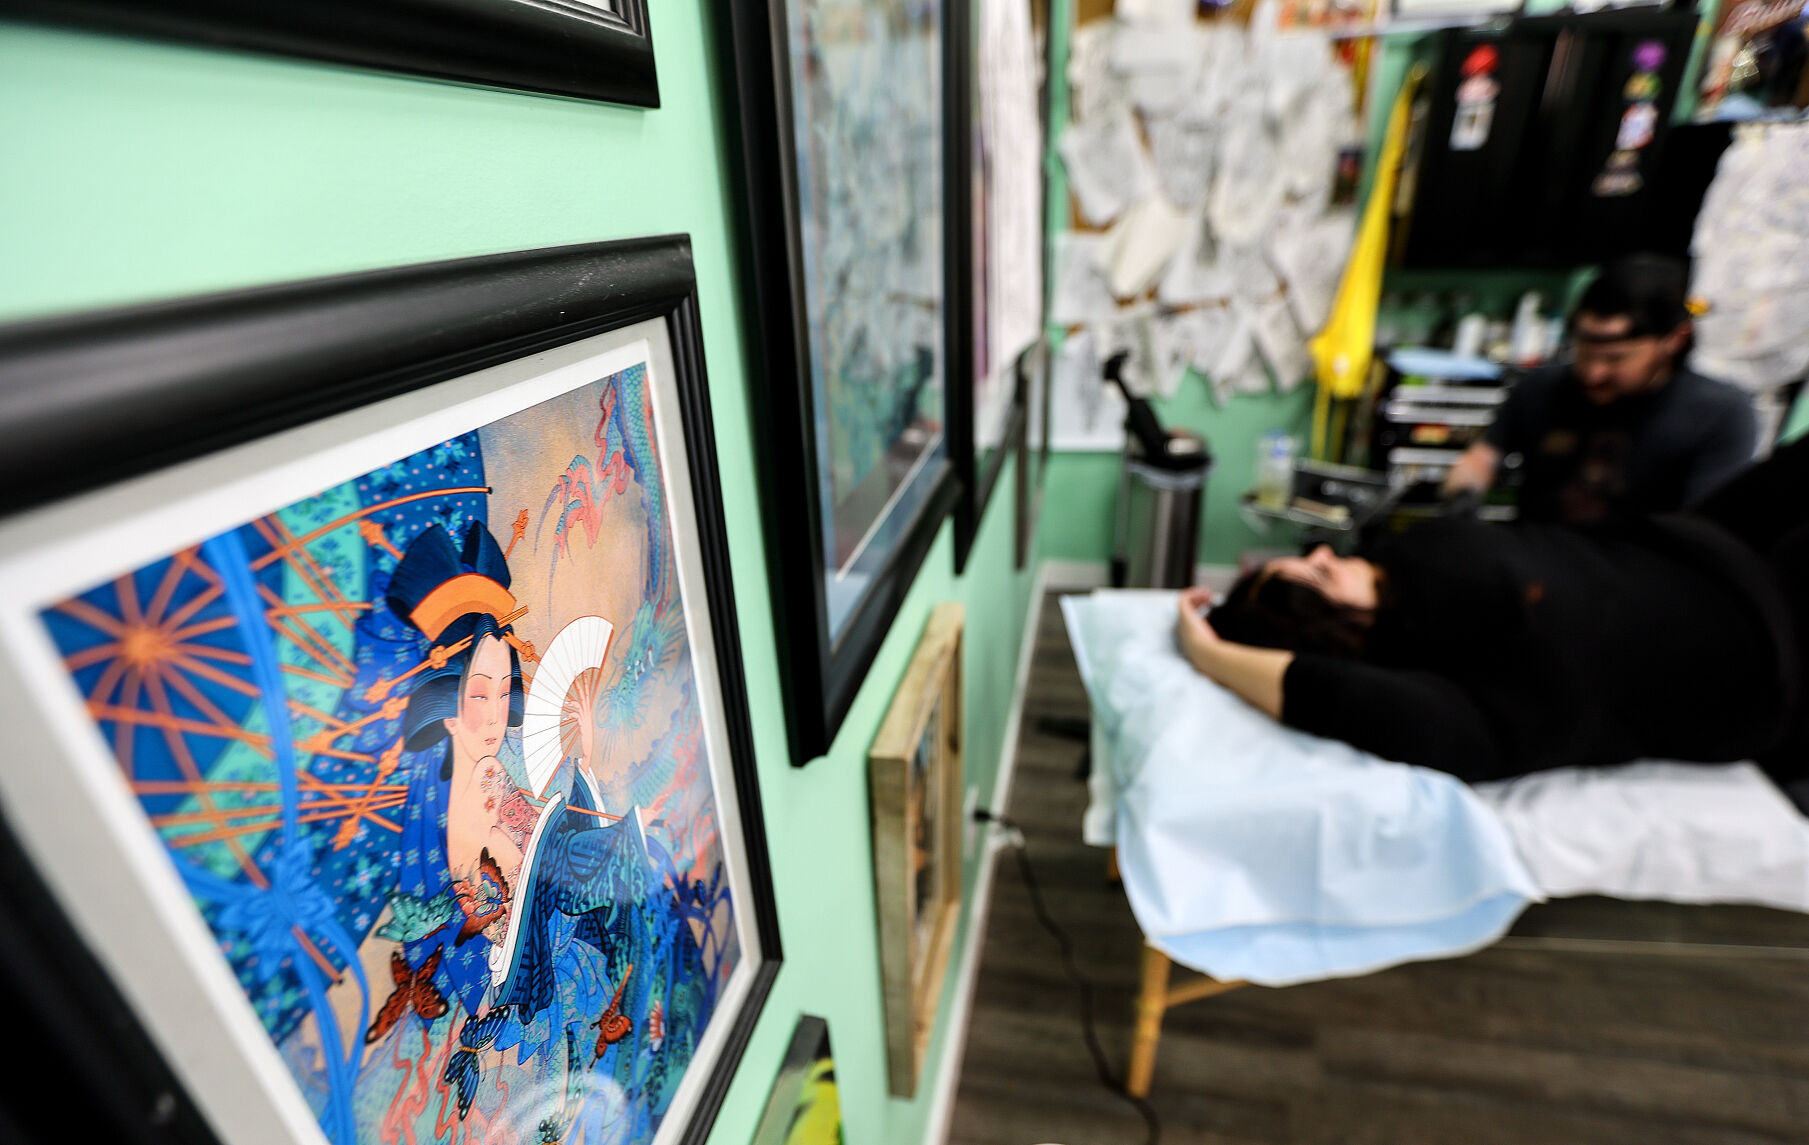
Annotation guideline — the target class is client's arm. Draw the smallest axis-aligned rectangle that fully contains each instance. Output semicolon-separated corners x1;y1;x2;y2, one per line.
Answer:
1175;589;1290;718
1175;589;1506;780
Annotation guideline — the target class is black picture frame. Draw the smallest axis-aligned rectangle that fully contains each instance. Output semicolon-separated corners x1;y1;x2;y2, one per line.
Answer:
0;236;779;1145
750;1015;842;1145
721;1;962;767
954;0;1056;575
947;0;1005;576
1014;336;1050;571
2;0;660;107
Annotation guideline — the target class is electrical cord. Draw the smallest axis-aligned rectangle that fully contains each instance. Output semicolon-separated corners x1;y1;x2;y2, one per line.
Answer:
974;810;1161;1145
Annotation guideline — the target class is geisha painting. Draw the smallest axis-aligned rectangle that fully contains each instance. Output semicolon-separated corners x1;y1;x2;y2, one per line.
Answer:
34;351;744;1145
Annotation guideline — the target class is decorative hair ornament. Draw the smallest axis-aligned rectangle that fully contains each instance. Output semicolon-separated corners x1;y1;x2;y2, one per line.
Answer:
408;573;520;643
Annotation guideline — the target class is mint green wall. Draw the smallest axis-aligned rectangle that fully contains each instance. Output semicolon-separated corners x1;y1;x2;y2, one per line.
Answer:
0;13;1039;1145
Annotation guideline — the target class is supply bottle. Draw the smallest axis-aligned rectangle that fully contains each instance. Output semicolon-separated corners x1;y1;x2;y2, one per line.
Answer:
1255;430;1295;509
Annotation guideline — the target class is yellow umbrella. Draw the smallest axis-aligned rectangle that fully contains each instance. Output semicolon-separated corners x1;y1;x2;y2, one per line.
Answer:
1309;64;1427;459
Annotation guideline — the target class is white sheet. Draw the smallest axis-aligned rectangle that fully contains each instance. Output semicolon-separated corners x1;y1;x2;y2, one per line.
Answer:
1063;590;1809;987
1475;762;1809;911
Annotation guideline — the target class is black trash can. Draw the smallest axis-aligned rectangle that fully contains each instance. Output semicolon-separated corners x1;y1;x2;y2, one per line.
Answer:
1111;430;1212;589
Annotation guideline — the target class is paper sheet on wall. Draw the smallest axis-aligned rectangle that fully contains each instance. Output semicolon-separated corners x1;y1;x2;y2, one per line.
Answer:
1059;110;1157;226
982;0;1046;387
1209;101;1286;247
1067;20;1130;127
1147;108;1219;210
1111;22;1203;74
1235;354;1273;396
1227;243;1282;308
1116;0;1197;24
1267;208;1355;338
1276;77;1354;211
1253;295;1313;393
1051;232;1117;327
1153;306;1237;400
1690;120;1809;393
1215;298;1256;368
1158;211;1233;306
1104;194;1189;299
1193;23;1247;123
1262;32;1335;124
1051;328;1129;451
1113;23;1205;114
1150;312;1192;399
1102;303;1160;398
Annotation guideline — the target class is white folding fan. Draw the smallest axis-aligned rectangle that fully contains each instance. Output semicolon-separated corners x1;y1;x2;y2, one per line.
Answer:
519;614;615;798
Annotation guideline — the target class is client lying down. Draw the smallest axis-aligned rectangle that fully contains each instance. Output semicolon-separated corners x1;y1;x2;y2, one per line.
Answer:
1176;433;1809;806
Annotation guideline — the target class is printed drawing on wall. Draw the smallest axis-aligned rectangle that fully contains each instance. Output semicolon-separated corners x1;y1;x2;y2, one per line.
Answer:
725;0;960;764
0;240;778;1145
788;0;949;615
38;357;730;1143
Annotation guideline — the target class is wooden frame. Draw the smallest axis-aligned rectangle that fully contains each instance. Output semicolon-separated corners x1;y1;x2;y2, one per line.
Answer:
869;601;966;1098
4;0;660;107
721;0;962;766
0;236;779;1145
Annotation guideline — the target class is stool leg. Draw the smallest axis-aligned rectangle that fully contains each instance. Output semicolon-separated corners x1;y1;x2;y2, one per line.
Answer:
1126;941;1171;1098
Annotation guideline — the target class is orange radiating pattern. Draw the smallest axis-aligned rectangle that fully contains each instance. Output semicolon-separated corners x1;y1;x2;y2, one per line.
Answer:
57;507;466;888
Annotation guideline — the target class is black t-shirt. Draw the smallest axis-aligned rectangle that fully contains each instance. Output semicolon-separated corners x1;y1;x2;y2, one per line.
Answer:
1483;363;1756;524
1279;517;1792;783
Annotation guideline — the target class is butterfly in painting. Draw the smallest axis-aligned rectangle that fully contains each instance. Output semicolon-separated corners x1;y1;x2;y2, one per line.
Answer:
441;1005;514;1119
454;848;512;945
375;887;458;944
365;949;450;1044
588;963;635;1062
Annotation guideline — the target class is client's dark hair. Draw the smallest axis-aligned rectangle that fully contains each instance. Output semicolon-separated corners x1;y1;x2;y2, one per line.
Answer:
1207;567;1374;659
1573;253;1692;341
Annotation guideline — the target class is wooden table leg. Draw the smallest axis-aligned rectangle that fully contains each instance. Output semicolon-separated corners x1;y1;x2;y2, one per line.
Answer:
1126;941;1171;1099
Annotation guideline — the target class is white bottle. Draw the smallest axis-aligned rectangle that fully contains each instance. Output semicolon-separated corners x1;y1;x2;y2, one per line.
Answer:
1510;291;1546;366
1255;431;1295;509
1453;312;1489;359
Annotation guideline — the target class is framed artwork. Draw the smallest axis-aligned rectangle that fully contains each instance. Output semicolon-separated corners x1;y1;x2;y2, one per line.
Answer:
749;1015;845;1145
5;0;659;107
955;0;1047;572
723;0;962;766
0;237;779;1145
868;602;964;1098
1014;337;1052;571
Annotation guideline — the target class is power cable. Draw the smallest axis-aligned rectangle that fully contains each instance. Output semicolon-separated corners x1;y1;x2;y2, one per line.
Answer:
975;810;1161;1145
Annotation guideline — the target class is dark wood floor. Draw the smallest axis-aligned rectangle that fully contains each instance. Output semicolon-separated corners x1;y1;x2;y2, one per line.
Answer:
947;591;1809;1145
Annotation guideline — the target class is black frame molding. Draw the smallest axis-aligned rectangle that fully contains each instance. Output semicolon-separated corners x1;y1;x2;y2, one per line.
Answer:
953;0;1050;574
721;1;961;767
1;0;659;107
1014;337;1050;572
0;236;780;1145
947;0;996;576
